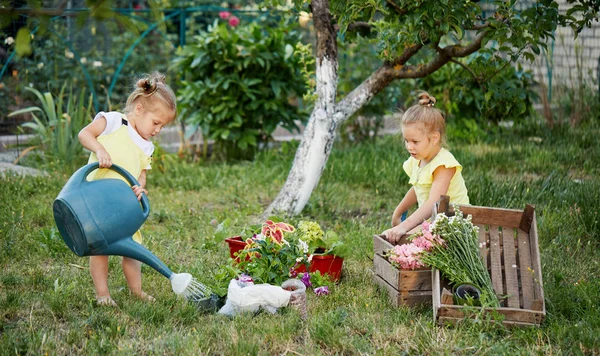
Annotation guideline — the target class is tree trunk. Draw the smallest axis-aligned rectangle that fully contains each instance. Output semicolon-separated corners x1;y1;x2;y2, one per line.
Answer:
264;0;396;217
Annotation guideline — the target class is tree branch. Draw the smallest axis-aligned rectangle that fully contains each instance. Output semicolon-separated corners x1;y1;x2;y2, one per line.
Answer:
385;0;407;16
450;59;480;82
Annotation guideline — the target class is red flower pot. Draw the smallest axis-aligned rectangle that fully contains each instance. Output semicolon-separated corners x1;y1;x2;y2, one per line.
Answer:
307;254;344;282
224;237;344;281
224;236;249;262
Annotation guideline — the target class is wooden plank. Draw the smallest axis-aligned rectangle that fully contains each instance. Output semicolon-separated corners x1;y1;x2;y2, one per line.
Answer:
502;227;520;308
438;305;543;324
441;288;454;305
373;234;393;255
373;274;399;307
488;225;504;298
517;229;535;310
373;254;431;291
373;254;400;288
437;316;542;328
519;204;535;233
529;214;545;313
477;224;488;269
373;275;431;307
460;206;523;228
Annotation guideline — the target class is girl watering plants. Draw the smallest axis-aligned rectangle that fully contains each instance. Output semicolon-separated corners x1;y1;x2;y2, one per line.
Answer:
382;91;469;244
77;71;177;306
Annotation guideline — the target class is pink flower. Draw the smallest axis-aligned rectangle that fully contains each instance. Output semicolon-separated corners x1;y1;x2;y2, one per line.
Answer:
219;11;231;19
228;16;240;27
388;243;425;269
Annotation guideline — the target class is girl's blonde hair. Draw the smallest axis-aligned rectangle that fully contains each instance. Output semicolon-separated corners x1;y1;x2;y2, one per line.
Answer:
401;91;446;146
124;71;177;120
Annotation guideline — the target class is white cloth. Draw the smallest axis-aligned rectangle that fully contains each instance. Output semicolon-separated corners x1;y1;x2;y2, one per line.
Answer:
218;279;291;316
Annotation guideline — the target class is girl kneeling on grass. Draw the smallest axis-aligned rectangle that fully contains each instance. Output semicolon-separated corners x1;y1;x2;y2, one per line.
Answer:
382;91;469;244
78;71;177;306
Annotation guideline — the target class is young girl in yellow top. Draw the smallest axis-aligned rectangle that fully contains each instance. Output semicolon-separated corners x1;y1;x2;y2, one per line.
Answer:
382;92;469;244
78;72;177;306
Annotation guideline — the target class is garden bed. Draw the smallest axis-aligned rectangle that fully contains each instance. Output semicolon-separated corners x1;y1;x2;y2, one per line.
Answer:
432;203;546;327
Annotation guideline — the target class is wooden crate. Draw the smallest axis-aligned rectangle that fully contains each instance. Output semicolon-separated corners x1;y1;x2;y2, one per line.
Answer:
432;203;546;327
372;234;433;307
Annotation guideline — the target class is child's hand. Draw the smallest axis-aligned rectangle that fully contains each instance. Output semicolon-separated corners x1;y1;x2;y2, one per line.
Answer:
382;226;407;245
132;185;148;201
96;148;112;168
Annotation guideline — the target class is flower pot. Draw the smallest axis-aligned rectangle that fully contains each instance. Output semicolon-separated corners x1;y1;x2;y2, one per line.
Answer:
308;254;344;282
224;237;344;281
452;283;481;306
224;236;249;261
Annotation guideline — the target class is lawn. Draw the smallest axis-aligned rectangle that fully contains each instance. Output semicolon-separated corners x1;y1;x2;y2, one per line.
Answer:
1;120;599;354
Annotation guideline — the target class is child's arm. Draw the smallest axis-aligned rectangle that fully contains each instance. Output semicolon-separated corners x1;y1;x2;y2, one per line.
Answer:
384;166;455;244
78;117;112;168
132;170;148;201
391;187;417;227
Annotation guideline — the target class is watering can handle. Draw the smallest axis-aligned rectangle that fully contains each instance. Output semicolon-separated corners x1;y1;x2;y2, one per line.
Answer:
81;162;150;219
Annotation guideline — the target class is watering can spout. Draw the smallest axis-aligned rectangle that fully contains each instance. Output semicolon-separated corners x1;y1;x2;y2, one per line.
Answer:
102;238;173;279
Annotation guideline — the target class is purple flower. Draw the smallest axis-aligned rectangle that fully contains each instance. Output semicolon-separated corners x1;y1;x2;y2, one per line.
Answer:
289;267;298;278
219;11;231;19
314;286;329;296
301;273;312;288
239;274;253;283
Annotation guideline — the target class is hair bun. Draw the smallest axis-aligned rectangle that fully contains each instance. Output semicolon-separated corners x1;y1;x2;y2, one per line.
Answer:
417;92;436;107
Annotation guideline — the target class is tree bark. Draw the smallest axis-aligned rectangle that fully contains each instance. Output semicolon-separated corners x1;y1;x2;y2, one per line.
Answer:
264;0;337;216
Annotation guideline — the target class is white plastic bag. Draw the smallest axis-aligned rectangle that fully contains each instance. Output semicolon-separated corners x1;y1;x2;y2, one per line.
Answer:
218;279;291;316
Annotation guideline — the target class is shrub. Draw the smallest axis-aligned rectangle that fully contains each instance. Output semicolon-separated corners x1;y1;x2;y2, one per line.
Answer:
9;83;93;169
172;19;308;160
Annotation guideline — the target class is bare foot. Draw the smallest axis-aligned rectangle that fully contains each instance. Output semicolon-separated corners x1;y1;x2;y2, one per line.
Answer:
96;295;118;307
134;291;155;302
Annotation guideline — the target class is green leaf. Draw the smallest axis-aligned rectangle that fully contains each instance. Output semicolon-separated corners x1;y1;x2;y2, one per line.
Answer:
15;28;32;57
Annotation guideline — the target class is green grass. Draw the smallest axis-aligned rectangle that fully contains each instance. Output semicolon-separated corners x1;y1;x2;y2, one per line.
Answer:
1;120;599;354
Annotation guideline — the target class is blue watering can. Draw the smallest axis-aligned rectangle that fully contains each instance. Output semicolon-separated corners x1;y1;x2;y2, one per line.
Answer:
53;163;220;310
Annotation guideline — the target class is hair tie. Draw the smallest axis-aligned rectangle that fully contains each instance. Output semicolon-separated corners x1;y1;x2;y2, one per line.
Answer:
145;85;158;97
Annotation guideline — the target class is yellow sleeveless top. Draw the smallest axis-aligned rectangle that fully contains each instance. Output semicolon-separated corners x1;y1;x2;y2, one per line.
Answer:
86;114;153;243
402;148;470;207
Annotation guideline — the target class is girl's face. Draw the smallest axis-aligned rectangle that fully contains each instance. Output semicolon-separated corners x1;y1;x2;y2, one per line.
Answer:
401;123;440;163
133;103;175;140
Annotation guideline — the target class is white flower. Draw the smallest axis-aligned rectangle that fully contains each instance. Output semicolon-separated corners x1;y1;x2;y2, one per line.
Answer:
65;49;74;59
93;61;102;68
5;37;14;45
296;257;303;263
253;233;265;241
36;62;44;69
307;255;313;262
298;239;309;254
80;57;87;64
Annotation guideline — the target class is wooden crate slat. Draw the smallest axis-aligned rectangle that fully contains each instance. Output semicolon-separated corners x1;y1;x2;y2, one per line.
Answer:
438;305;543;324
517;229;535;310
488;225;504;297
373;274;400;306
477;224;489;269
373;234;394;255
373;274;431;307
529;214;545;310
460;205;523;228
502;227;521;308
438;316;542;328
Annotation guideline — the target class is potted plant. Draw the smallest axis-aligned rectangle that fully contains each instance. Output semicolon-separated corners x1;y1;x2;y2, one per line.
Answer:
223;220;349;282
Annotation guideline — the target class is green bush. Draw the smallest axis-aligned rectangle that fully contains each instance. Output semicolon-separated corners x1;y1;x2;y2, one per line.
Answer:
172;20;308;160
9;83;93;170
